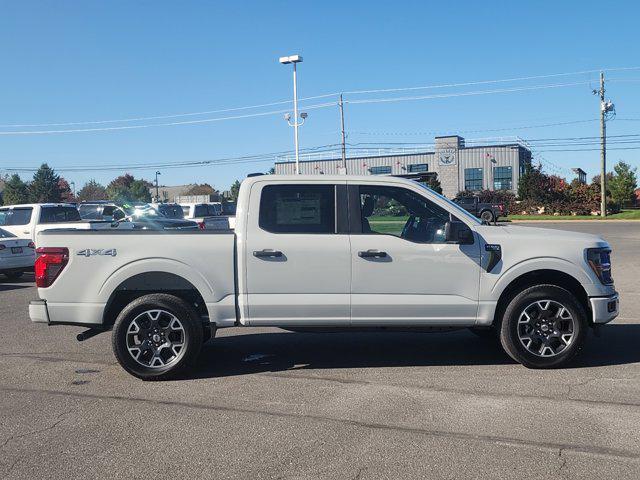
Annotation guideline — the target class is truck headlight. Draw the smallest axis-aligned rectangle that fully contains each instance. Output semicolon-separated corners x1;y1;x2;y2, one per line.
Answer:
586;248;613;285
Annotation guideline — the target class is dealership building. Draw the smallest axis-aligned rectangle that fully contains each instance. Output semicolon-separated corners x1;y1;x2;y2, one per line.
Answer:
274;135;532;198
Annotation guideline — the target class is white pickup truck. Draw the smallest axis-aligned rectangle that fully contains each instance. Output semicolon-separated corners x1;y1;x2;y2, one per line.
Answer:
29;175;619;380
0;203;132;245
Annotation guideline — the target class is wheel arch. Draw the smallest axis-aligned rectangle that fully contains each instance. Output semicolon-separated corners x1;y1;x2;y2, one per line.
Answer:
492;269;591;328
102;271;208;327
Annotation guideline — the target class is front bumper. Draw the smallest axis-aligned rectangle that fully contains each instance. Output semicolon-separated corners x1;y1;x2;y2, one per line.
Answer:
590;293;619;324
29;300;50;324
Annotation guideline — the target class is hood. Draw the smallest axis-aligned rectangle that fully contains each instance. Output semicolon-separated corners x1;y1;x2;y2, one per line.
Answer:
476;224;609;249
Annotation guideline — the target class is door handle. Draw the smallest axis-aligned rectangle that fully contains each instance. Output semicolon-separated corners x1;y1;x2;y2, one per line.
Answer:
358;249;388;258
253;249;284;258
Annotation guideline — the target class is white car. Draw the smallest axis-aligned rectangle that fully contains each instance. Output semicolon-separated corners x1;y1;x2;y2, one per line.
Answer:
0;227;35;279
180;202;223;229
0;203;132;246
29;175;618;379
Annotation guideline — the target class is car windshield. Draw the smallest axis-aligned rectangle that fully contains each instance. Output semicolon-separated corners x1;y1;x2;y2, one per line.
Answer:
0;227;16;238
158;204;184;219
414;182;481;225
122;204;161;218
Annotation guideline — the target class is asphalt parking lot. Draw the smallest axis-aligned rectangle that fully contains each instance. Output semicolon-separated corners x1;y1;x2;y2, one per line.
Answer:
1;221;639;479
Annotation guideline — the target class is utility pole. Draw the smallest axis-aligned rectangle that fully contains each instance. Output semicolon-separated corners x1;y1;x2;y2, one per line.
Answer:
339;94;347;172
155;171;161;201
599;72;607;218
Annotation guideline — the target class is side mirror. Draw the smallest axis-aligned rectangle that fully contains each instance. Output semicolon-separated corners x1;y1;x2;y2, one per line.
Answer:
445;220;474;244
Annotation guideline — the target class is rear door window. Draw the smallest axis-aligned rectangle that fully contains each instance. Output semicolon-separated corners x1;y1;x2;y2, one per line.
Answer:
39;206;82;223
0;208;33;226
259;184;336;234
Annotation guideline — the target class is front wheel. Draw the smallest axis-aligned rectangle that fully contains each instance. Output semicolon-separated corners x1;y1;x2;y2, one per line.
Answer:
112;294;203;380
499;285;587;368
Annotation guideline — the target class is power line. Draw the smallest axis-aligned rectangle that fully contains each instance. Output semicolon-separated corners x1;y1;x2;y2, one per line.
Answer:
0;101;337;136
345;81;596;106
1;66;638;130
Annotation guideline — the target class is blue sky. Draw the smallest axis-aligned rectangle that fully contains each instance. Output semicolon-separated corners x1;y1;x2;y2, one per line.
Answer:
1;1;638;192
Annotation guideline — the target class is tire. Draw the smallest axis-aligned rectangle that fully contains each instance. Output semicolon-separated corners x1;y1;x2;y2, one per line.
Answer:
480;210;494;223
4;271;24;280
112;294;203;380
499;285;587;368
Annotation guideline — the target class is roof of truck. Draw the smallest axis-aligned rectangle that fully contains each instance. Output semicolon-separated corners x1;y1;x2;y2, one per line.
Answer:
243;174;418;185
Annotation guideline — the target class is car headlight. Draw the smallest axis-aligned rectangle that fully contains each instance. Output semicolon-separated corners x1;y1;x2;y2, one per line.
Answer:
586;248;613;285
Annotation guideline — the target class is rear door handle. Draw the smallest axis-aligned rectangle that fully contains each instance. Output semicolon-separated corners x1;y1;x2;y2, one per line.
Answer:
358;249;387;258
253;249;284;258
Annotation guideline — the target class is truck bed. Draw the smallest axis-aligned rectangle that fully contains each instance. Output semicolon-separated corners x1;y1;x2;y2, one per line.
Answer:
34;229;237;327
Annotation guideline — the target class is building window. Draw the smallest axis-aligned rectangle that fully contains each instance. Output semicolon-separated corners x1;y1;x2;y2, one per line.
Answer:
408;163;428;173
493;166;513;190
464;168;483;191
369;165;391;175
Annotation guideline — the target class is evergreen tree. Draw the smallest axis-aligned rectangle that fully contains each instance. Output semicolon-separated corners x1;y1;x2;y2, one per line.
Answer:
229;180;241;202
2;174;31;205
30;163;62;203
609;161;637;207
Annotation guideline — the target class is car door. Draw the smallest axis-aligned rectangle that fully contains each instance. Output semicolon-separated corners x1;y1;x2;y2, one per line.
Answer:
244;180;351;326
0;207;34;240
348;182;481;326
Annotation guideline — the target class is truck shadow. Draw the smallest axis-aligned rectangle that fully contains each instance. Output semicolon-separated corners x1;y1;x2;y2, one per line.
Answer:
187;324;640;379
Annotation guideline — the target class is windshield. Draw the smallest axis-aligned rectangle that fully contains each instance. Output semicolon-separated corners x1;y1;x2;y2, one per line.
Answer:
0;227;16;238
122;204;161;218
414;182;481;225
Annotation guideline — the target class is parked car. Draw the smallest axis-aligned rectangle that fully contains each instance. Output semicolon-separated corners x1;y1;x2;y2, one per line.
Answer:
452;196;506;223
180;202;222;229
151;203;185;220
30;175;618;379
0;203;131;246
79;202;198;230
0;227;35;279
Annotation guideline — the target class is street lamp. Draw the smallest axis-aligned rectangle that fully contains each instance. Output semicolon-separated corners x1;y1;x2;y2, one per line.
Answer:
155;171;161;201
279;54;307;174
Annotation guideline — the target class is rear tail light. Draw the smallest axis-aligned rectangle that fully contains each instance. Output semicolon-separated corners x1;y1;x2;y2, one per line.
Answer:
35;247;69;288
27;242;35;249
0;245;5;251
198;221;206;230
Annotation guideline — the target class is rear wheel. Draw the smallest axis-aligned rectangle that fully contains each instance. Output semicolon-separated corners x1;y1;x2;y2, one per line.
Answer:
480;210;494;223
499;285;587;368
112;294;203;380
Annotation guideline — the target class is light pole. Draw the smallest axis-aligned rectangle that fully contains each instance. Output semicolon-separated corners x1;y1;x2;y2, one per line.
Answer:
155;171;161;201
279;54;307;174
70;181;76;199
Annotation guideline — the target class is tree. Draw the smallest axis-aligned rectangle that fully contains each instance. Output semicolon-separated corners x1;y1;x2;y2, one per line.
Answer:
183;183;219;196
129;179;152;202
609;161;637;207
77;179;108;202
2;174;31;205
106;174;152;202
424;175;442;194
229;180;241;202
58;178;76;203
30;163;62;203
